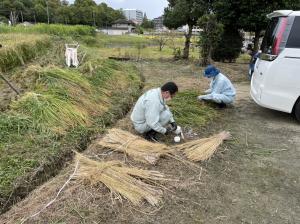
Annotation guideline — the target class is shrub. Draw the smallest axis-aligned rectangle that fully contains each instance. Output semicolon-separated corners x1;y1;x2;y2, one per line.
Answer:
211;27;243;62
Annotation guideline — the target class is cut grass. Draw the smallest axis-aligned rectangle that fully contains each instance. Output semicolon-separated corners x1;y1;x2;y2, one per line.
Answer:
175;131;231;161
75;152;165;206
168;90;218;129
11;92;90;135
94;128;171;164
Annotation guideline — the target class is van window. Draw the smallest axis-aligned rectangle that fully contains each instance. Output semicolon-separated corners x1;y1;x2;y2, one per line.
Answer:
286;16;300;48
260;17;288;55
261;18;280;54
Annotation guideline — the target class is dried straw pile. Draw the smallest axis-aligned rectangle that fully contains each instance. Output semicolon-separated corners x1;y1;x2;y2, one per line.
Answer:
74;153;166;206
175;131;231;162
95;128;171;164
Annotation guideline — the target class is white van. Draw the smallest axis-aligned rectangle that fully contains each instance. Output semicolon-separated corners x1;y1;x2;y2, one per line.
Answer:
250;10;300;121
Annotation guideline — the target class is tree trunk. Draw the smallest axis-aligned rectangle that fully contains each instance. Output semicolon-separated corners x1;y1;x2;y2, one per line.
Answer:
20;11;23;23
207;46;212;64
46;0;50;24
253;30;261;52
183;24;193;59
10;11;18;25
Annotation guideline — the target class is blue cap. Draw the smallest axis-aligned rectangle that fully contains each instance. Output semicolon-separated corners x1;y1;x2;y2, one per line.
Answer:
203;65;220;78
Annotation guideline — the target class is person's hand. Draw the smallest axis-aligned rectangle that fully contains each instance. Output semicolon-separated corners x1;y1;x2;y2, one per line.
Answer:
170;122;177;131
165;126;173;135
197;96;204;101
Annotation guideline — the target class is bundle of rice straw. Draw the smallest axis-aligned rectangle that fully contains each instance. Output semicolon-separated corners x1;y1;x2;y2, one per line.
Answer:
74;152;166;206
95;128;171;164
175;131;231;162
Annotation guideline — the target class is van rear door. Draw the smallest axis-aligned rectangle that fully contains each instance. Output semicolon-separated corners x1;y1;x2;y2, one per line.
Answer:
251;17;289;100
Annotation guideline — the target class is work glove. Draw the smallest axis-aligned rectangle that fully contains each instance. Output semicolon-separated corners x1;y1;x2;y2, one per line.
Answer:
165;126;173;135
170;122;177;132
197;95;203;101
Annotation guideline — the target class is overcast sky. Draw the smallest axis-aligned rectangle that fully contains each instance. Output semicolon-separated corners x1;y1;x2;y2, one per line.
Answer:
68;0;169;19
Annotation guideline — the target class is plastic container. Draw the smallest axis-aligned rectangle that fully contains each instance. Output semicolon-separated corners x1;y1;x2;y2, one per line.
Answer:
174;136;181;143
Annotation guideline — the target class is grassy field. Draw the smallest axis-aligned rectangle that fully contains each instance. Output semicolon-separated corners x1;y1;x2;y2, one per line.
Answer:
0;25;143;213
3;24;296;224
0;24;249;216
0;50;252;224
0;24;95;36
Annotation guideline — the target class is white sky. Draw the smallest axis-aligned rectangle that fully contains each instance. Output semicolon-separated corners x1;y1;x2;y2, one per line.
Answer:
68;0;169;19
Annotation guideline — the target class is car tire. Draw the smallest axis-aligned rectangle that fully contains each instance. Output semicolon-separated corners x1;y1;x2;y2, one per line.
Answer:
295;100;300;122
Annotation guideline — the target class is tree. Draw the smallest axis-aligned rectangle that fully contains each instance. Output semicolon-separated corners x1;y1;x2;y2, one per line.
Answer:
0;0;25;24
164;0;208;59
0;0;126;26
95;3;124;27
56;1;72;24
32;0;48;23
213;0;300;51
211;27;243;62
141;13;154;29
198;14;223;65
154;34;168;51
72;0;96;25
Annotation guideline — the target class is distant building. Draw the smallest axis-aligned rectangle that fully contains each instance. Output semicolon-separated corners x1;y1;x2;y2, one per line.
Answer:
122;9;143;25
177;25;202;35
153;16;164;30
100;19;136;35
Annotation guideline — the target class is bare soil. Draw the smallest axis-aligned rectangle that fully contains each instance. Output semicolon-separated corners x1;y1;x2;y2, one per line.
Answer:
1;61;299;224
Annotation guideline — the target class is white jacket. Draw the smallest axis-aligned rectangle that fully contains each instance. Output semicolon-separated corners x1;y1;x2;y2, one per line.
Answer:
200;73;236;104
130;88;175;134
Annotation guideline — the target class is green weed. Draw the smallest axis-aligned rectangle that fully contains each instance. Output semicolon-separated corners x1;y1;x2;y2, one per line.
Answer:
169;90;218;129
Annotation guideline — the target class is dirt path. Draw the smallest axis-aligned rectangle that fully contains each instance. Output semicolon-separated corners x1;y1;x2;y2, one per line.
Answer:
208;82;300;223
1;62;299;224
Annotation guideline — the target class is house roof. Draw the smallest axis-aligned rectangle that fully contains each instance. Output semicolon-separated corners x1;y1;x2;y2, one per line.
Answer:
113;19;135;26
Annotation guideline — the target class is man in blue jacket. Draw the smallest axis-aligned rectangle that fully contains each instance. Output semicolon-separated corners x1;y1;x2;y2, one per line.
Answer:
198;65;236;107
131;82;178;141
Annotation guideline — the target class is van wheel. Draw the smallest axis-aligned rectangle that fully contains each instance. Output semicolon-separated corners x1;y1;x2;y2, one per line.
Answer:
295;100;300;122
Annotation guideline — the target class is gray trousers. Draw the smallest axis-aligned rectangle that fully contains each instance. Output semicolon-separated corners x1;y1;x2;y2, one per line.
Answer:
133;110;172;134
198;93;235;104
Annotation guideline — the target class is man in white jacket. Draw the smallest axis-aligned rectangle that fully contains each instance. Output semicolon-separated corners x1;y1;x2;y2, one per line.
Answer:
131;82;178;141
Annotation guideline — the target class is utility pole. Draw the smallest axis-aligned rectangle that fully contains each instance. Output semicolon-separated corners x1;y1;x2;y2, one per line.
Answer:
45;0;50;24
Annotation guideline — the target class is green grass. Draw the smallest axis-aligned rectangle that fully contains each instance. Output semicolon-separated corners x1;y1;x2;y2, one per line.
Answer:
236;53;251;64
0;24;95;36
0;30;206;212
0;35;52;72
0;44;142;212
80;34;197;60
0;114;32;142
11;92;90;135
169;90;218;129
95;34;155;47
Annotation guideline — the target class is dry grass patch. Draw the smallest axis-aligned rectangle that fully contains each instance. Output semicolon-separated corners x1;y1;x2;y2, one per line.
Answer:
92;128;171;164
175;131;231;161
75;152;166;206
